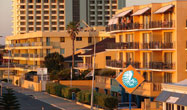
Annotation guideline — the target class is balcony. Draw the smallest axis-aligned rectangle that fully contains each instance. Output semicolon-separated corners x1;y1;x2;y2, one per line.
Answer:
6;42;56;49
106;60;175;71
142;62;175;70
106;20;174;33
3;54;44;60
107;42;139;50
0;63;39;71
142;42;174;50
75;63;92;70
106;60;140;69
133;82;161;97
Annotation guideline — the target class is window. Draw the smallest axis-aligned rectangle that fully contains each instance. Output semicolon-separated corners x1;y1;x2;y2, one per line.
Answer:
88;37;92;43
119;35;123;43
36;0;41;3
20;0;25;3
76;37;82;41
36;5;41;8
44;5;49;8
106;56;111;60
44;0;48;3
28;0;33;3
60;37;65;42
46;49;50;54
76;48;80;51
60;48;65;54
51;0;56;3
28;5;33;8
164;72;172;83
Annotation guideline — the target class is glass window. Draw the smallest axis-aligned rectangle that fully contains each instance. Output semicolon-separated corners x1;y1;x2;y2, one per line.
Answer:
60;37;65;42
60;48;65;54
88;37;92;43
76;37;82;41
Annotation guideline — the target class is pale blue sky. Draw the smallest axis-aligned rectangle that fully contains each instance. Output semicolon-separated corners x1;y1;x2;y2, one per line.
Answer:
0;0;12;45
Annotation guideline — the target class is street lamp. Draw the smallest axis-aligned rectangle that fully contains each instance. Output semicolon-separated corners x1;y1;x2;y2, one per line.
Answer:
76;20;96;110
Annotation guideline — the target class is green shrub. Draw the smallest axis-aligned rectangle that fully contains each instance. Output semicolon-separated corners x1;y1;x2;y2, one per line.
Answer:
76;90;118;109
62;87;81;99
98;69;116;77
104;96;118;109
46;82;66;96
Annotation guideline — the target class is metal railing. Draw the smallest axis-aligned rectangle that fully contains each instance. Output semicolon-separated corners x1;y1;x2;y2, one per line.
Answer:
143;62;175;70
75;63;92;69
142;42;174;49
106;60;140;68
107;42;139;49
106;20;174;32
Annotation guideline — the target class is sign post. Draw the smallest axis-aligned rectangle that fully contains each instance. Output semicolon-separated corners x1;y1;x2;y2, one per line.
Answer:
116;65;144;110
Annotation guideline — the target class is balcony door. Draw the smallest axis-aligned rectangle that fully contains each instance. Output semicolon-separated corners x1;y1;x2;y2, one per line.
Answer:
164;52;172;69
126;52;133;63
119;52;123;62
143;33;152;48
143;15;151;29
164;12;172;22
143;52;152;68
164;32;172;44
164;72;172;83
119;35;123;43
126;34;133;43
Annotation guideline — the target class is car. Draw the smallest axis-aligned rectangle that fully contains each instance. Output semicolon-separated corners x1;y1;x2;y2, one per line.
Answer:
118;102;137;109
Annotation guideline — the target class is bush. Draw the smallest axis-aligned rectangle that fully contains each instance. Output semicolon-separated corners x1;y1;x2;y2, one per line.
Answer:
76;90;118;109
46;82;67;96
98;69;116;77
62;88;81;99
104;96;118;109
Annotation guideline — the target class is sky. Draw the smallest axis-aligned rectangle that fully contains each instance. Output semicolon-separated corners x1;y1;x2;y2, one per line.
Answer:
126;0;173;6
0;0;12;45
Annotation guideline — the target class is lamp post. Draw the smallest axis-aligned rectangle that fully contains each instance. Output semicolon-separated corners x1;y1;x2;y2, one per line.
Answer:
76;21;96;109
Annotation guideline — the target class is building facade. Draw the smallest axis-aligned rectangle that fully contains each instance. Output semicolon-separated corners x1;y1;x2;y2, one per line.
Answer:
12;0;126;35
156;80;187;110
1;29;110;78
93;0;187;107
87;0;126;26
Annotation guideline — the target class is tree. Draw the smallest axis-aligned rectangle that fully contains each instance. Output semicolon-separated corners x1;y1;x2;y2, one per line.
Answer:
44;52;64;73
0;88;20;110
67;22;79;70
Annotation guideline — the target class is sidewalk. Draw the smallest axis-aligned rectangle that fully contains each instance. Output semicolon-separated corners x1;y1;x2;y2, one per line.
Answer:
2;83;89;110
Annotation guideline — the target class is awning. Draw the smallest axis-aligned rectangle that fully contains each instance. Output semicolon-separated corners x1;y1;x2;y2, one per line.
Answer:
108;18;118;25
156;91;187;106
154;5;174;14
132;7;150;16
116;9;133;17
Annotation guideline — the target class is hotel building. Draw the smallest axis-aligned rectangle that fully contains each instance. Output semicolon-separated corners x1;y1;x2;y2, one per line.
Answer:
12;0;126;35
90;0;187;107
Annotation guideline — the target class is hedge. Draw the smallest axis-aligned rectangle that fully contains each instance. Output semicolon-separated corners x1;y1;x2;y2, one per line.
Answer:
76;90;118;109
46;82;80;99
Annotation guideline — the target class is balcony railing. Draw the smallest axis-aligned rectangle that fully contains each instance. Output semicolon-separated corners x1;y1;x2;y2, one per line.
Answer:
107;42;139;49
106;60;175;70
142;42;174;49
106;20;174;32
3;54;44;59
75;63;92;69
6;42;60;48
143;62;175;70
106;60;140;69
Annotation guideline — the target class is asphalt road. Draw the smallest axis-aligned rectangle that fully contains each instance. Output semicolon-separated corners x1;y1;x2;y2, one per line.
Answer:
2;88;61;110
2;83;89;110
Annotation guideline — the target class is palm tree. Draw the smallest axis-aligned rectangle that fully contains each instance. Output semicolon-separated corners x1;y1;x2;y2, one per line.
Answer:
67;22;79;70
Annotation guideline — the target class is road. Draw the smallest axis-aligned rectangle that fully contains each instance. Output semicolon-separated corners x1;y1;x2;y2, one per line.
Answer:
2;83;89;110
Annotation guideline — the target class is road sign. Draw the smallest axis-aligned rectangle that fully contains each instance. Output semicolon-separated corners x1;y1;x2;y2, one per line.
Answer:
37;68;48;75
116;65;144;94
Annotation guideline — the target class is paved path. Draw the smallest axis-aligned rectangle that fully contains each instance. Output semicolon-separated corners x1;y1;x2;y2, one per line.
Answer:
2;83;89;110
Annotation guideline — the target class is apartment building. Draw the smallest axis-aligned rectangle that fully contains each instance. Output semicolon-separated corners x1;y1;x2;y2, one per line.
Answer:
88;0;126;26
93;0;187;107
12;0;125;35
1;29;110;78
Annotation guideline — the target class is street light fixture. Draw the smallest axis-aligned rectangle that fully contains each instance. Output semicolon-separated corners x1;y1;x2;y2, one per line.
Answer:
76;21;96;110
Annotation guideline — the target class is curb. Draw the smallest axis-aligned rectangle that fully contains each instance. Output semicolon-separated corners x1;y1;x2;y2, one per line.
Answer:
47;93;104;110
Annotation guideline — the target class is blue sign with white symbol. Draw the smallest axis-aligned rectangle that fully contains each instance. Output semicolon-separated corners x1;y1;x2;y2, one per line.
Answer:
122;70;138;88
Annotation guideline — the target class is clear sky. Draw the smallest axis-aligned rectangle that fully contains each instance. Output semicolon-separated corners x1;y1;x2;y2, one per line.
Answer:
0;0;12;45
